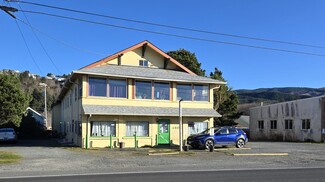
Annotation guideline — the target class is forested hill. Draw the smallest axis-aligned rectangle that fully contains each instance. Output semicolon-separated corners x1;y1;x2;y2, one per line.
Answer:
235;87;325;115
1;70;64;114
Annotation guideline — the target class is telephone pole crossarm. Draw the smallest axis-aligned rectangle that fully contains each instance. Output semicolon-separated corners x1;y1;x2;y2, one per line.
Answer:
0;5;18;19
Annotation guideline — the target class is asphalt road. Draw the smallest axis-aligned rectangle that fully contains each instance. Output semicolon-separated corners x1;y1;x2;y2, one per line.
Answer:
1;168;325;182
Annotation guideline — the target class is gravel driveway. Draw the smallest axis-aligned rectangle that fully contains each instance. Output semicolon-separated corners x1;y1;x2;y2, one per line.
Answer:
0;140;325;177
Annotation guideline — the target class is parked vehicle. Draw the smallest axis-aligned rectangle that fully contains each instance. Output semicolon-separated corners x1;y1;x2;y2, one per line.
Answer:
0;128;18;143
187;127;248;149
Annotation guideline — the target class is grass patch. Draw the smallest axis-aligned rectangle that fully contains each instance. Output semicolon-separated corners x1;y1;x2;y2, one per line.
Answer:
0;151;22;164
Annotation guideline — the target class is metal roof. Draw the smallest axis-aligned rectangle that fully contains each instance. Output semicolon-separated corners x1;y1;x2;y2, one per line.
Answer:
74;65;226;84
83;105;222;117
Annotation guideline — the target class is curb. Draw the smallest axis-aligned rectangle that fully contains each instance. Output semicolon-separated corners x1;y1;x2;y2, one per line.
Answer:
148;152;180;156
232;153;289;156
214;148;252;151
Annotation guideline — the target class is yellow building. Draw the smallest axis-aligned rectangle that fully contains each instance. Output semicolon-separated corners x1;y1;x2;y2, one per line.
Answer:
52;40;226;149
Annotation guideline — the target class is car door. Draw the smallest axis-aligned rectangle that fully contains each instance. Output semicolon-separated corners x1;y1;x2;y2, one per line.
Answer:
214;128;228;144
0;129;5;141
227;128;238;144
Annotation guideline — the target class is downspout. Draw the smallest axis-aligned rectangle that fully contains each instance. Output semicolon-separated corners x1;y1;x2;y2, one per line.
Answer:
86;114;92;149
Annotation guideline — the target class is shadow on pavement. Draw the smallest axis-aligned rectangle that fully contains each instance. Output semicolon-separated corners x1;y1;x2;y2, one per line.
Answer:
0;139;61;147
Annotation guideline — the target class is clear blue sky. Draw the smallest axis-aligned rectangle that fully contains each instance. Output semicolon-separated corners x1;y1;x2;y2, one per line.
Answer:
1;0;325;89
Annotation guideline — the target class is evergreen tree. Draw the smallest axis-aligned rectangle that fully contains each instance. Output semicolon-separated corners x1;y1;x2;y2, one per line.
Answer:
167;49;206;76
0;74;31;126
210;68;241;126
167;49;241;126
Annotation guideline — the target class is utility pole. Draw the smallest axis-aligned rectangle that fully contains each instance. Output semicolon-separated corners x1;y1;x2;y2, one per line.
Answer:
39;83;48;128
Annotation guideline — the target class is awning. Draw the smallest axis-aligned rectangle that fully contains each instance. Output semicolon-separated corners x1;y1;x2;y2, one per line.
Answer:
83;105;221;117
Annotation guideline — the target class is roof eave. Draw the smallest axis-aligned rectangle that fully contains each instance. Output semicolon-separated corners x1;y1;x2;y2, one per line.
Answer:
72;70;227;85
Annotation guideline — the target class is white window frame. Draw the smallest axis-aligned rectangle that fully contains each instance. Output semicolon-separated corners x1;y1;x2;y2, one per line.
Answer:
188;122;208;135
91;121;116;137
302;119;311;130
258;120;264;129
126;121;149;137
139;60;149;67
285;119;293;130
270;120;277;130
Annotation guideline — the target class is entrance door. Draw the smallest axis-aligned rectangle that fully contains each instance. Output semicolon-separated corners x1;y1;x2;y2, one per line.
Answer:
158;119;170;145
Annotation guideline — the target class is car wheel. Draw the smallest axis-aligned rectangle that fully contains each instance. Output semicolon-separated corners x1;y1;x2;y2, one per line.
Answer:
205;139;214;149
236;139;245;148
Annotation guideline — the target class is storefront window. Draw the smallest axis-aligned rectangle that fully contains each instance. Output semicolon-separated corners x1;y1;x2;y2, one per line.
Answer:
154;82;170;100
135;81;152;99
109;79;127;98
89;77;107;96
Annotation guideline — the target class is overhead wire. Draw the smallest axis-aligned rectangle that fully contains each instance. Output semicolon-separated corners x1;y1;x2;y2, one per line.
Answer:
16;17;106;56
17;3;62;74
11;0;325;49
14;18;43;75
18;9;325;57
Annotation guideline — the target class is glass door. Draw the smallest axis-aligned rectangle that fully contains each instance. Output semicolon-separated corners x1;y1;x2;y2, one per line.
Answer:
158;119;170;145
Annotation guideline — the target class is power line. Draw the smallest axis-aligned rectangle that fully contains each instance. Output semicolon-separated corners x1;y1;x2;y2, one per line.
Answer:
17;3;62;74
16;17;106;56
14;19;43;75
11;0;325;49
18;9;325;57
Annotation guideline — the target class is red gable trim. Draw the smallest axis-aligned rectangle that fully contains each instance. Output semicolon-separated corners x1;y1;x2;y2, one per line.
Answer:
80;40;196;75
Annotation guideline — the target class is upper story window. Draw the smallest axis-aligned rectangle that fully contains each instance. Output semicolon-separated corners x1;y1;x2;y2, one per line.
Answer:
139;60;148;67
193;85;208;101
109;79;127;98
154;82;170;100
78;78;82;99
177;84;209;101
89;77;107;96
177;84;192;101
135;81;152;99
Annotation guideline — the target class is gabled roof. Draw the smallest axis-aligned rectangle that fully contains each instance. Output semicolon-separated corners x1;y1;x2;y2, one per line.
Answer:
81;40;196;75
26;107;44;118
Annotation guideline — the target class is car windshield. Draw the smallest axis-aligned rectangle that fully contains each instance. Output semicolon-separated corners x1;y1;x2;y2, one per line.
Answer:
200;128;218;134
0;128;14;132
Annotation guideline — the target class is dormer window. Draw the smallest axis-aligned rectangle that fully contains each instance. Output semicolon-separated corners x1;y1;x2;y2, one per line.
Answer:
139;60;148;67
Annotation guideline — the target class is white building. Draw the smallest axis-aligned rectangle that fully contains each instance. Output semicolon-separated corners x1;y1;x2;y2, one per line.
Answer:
26;107;46;127
250;96;325;142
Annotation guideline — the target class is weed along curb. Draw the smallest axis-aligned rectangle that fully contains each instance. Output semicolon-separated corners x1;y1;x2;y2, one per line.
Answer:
0;151;22;164
231;153;289;156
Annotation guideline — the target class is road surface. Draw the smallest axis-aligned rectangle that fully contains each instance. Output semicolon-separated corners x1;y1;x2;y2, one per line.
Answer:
1;167;325;182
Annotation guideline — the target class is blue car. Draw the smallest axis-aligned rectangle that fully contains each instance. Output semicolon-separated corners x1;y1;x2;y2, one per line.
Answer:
187;127;248;149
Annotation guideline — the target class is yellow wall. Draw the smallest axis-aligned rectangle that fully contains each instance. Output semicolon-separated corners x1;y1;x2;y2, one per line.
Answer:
81;115;211;148
51;103;61;134
104;47;179;70
77;74;217;148
59;77;84;146
59;46;220;148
